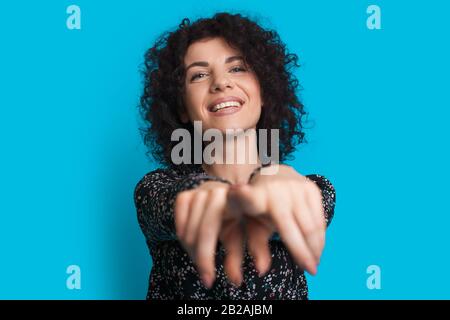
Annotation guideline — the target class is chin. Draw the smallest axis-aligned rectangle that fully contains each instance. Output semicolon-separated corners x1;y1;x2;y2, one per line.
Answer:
214;123;251;133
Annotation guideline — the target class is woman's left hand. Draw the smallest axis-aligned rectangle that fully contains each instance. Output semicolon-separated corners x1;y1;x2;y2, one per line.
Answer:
227;164;326;277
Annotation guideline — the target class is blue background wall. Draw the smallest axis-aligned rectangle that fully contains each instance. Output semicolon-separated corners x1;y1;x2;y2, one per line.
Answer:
0;0;449;299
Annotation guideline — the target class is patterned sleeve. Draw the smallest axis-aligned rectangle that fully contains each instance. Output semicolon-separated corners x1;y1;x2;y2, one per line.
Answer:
134;168;230;251
305;174;336;228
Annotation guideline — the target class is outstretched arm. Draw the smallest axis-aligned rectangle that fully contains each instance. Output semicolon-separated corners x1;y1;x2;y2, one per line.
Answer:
229;164;337;276
247;165;336;241
134;167;230;251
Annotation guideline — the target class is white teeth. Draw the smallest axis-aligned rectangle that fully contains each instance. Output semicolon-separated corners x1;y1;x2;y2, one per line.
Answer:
211;101;241;112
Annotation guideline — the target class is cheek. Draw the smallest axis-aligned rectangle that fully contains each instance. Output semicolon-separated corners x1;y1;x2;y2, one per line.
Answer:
248;87;263;107
244;77;262;102
184;88;203;116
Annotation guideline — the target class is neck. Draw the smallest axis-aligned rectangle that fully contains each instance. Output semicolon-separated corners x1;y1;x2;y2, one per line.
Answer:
201;128;261;184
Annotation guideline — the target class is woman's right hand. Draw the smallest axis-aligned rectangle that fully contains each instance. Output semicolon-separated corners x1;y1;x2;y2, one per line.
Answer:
174;181;245;289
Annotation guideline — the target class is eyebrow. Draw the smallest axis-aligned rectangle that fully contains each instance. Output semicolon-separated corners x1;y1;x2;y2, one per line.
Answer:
185;55;244;72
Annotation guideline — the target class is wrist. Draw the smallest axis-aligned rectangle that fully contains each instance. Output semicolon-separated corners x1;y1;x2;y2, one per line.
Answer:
248;163;293;183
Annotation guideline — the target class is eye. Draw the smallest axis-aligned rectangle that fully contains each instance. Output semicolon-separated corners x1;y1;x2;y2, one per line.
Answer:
190;65;247;82
191;72;207;81
230;65;247;73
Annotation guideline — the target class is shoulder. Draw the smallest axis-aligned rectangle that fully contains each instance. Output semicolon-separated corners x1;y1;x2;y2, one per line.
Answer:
133;168;176;204
135;168;177;187
133;164;203;201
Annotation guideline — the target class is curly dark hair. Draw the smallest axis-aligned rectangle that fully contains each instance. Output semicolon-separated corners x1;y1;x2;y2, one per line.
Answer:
138;11;309;168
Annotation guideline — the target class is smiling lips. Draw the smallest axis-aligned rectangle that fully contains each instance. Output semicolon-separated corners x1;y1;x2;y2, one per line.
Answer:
208;96;244;116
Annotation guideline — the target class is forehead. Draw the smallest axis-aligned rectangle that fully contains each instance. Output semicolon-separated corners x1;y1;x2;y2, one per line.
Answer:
184;37;241;64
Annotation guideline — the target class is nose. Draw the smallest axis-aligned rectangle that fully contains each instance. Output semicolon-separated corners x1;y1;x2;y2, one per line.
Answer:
210;74;234;92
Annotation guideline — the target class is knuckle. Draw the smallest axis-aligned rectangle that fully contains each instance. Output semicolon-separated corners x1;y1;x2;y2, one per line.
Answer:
194;189;208;201
272;209;289;220
209;190;226;206
184;233;196;248
176;191;191;207
174;206;185;220
199;227;215;241
302;224;318;238
289;179;302;190
306;180;322;198
272;180;285;190
211;187;227;198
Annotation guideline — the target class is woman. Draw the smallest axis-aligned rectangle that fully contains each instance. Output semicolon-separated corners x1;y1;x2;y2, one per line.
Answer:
134;12;336;300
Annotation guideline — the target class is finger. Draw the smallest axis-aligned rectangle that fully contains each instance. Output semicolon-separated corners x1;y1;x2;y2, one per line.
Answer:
294;182;326;263
183;191;208;256
174;191;194;238
195;190;226;288
292;195;323;265
269;200;318;275
305;180;327;231
221;220;245;287
228;184;267;217
246;217;272;277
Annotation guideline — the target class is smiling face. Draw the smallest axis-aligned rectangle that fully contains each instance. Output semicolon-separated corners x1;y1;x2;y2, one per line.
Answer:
181;37;264;132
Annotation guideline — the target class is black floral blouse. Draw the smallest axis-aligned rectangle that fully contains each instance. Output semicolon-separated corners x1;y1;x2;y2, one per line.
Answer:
134;163;336;300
